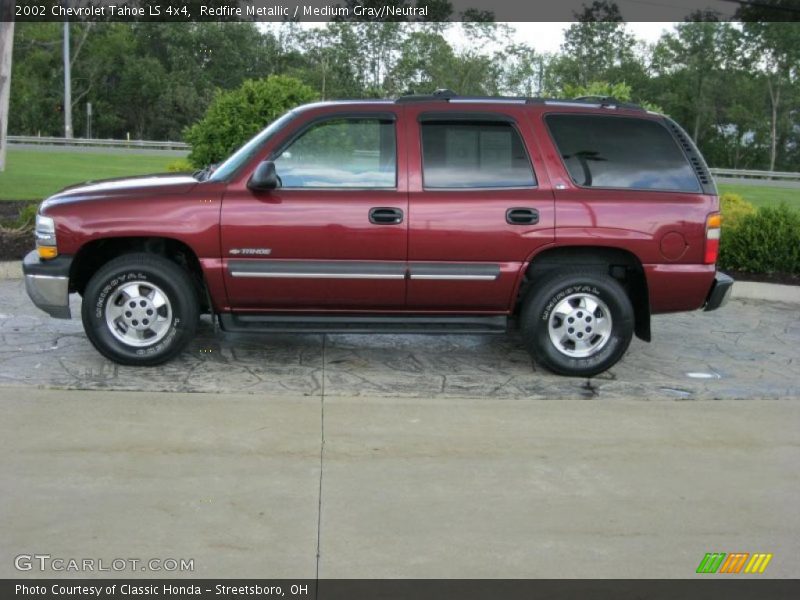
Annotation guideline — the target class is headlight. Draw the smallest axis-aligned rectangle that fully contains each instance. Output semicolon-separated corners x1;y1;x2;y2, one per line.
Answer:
35;214;58;259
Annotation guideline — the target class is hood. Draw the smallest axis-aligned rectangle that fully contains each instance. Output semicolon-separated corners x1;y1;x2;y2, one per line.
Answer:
42;173;198;209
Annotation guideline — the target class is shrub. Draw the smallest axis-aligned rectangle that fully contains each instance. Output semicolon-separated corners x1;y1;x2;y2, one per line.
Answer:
718;204;800;274
185;76;317;168
720;193;756;230
0;202;38;233
165;158;193;173
562;81;664;113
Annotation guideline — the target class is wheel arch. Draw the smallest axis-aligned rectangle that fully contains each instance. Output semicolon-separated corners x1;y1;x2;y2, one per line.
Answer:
69;236;210;312
519;245;651;342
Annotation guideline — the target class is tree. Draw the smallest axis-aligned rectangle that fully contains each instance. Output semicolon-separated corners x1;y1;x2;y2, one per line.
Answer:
651;18;738;143
0;1;14;171
554;1;637;90
386;25;503;96
740;21;800;171
184;76;317;167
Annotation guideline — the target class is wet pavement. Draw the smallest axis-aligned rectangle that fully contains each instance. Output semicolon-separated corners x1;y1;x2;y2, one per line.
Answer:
0;280;797;400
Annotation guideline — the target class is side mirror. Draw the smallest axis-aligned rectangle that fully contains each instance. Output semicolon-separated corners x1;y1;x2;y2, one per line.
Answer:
247;161;279;191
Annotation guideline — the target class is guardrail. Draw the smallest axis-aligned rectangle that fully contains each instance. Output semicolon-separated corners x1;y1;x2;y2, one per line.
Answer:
709;168;800;181
8;135;189;151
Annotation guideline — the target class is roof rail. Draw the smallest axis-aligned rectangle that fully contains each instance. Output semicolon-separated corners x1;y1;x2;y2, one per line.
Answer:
394;90;644;111
570;95;644;110
395;89;459;103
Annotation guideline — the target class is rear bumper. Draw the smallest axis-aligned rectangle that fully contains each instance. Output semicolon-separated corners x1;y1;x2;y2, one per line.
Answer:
22;250;73;319
704;272;734;312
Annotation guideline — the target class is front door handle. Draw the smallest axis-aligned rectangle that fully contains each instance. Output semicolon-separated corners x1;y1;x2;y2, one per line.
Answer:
369;207;404;225
506;207;539;225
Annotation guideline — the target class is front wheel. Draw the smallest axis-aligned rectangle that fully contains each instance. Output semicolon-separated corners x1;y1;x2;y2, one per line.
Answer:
81;253;199;366
520;270;634;377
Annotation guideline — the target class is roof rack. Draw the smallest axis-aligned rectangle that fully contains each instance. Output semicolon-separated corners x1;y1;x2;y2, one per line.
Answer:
394;90;644;111
395;89;459;103
570;95;643;110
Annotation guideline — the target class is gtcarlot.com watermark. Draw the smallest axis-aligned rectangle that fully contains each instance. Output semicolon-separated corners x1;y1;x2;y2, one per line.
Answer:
14;553;194;573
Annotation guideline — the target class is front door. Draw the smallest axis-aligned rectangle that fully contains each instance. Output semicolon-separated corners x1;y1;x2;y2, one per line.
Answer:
221;111;408;310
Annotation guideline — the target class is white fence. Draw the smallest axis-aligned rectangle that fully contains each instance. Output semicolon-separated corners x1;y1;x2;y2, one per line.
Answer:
8;135;189;151
708;168;800;182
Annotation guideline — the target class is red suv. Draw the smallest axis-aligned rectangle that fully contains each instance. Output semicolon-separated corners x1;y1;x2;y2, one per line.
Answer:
22;91;733;376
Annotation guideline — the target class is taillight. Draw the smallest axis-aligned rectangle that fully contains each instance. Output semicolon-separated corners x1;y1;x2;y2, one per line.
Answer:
704;212;721;264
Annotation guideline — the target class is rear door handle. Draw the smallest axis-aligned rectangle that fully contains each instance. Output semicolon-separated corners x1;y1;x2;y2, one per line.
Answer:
369;207;404;225
506;207;539;225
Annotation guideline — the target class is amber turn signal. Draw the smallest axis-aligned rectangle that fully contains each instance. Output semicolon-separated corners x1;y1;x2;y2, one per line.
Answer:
37;246;58;259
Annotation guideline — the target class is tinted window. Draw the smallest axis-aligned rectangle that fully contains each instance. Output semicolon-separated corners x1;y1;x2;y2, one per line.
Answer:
546;114;700;192
421;120;535;188
275;118;396;188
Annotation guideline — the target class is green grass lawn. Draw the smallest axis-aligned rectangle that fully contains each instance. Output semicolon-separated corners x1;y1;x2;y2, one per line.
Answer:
717;183;799;210
0;149;175;201
2;148;798;209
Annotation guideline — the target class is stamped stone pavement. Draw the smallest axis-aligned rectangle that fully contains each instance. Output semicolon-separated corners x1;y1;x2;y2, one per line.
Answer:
0;279;797;399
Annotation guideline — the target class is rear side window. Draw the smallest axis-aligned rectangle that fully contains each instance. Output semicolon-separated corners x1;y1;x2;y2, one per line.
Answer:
546;114;700;192
421;120;536;189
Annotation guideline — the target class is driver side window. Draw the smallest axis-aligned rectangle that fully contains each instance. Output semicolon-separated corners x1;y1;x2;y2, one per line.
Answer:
274;117;397;189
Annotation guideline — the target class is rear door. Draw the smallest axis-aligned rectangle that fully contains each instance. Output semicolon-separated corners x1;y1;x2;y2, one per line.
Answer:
220;108;408;310
405;105;555;311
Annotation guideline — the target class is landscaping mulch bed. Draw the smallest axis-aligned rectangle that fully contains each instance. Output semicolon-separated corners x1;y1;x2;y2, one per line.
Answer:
0;200;797;287
726;270;800;287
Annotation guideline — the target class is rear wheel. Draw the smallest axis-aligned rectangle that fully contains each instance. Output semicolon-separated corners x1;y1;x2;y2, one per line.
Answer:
520;270;634;377
81;253;199;366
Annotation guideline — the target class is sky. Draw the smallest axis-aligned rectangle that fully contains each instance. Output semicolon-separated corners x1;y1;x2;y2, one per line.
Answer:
507;22;672;54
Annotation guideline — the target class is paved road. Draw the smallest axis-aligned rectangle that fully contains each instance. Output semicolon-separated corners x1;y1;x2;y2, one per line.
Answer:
0;280;797;399
1;388;798;578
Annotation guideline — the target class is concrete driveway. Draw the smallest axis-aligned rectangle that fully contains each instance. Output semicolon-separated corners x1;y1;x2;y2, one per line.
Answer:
0;279;797;399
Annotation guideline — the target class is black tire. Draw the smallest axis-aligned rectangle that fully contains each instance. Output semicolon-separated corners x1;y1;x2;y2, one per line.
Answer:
81;253;199;366
519;270;634;377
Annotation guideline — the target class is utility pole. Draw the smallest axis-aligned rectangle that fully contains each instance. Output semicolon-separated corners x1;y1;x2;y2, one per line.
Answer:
63;21;73;139
0;3;14;172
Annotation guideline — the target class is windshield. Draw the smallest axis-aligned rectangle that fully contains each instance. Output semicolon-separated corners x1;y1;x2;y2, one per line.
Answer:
208;110;297;182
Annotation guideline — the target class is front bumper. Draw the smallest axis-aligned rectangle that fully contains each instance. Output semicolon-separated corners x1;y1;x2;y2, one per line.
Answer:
704;271;734;312
22;250;73;319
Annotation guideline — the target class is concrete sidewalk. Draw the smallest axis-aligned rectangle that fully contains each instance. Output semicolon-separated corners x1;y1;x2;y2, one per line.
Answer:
1;388;798;578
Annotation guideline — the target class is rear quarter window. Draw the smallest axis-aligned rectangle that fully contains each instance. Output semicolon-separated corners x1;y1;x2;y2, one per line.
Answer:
545;114;701;193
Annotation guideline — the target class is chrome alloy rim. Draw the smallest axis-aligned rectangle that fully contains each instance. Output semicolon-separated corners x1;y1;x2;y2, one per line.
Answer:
104;281;173;347
547;292;613;358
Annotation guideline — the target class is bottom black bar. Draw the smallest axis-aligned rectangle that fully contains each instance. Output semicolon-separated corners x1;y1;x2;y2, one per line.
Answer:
3;580;800;600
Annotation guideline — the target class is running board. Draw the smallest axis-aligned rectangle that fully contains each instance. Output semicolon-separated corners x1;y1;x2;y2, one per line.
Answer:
219;313;508;334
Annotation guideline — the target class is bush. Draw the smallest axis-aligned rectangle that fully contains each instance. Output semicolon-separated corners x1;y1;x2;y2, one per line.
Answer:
719;204;800;275
165;158;193;173
185;76;317;168
720;193;756;231
562;81;664;113
0;202;38;233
